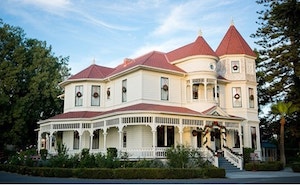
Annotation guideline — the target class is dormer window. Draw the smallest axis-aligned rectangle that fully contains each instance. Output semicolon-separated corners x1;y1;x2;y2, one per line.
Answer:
75;85;83;106
91;85;100;106
231;61;240;73
161;77;169;100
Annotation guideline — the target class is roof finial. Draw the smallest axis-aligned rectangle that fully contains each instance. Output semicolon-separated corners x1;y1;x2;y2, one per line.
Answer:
92;57;96;65
230;18;234;26
198;29;202;37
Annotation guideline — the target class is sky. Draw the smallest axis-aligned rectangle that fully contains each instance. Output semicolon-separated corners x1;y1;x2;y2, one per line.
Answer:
0;0;261;75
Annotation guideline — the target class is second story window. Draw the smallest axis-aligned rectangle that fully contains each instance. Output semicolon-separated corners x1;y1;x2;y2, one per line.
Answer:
232;87;242;107
75;85;83;106
122;79;127;102
91;85;100;106
192;84;199;99
161;77;169;100
249;88;254;108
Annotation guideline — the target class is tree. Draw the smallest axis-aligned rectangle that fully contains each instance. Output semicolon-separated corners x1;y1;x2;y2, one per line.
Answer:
0;19;70;150
271;101;298;167
253;0;300;160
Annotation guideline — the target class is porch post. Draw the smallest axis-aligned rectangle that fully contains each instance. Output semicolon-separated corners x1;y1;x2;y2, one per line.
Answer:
78;132;82;151
90;132;94;150
239;124;243;154
118;130;123;149
49;134;53;152
152;128;156;158
103;131;107;153
178;128;183;145
37;131;41;154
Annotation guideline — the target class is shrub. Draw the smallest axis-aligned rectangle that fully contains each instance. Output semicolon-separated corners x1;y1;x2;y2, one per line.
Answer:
243;147;255;165
39;149;48;160
107;147;118;158
244;161;283;171
166;145;190;168
291;162;300;172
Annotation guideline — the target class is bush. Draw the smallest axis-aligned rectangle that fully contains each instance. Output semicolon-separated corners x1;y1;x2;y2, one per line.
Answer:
243;147;255;165
291;162;300;172
166;145;190;168
244;161;283;171
0;164;225;179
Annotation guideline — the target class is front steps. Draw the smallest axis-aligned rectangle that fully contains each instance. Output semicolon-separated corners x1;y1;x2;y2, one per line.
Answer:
218;156;241;172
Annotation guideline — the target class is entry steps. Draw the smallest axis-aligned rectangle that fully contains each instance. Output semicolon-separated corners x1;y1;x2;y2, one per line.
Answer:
218;156;241;172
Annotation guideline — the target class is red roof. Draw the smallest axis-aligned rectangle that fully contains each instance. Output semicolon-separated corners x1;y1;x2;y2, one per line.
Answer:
109;51;185;76
50;111;103;119
167;35;217;62
69;64;114;80
49;103;201;120
216;24;256;57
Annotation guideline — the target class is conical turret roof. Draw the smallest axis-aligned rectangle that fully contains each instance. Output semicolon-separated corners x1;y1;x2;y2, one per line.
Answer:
216;24;256;57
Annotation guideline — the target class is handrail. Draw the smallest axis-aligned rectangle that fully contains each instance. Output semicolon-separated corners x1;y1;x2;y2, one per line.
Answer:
223;146;243;170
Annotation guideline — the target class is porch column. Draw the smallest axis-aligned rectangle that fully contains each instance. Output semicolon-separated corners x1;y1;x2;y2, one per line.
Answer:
152;128;156;158
37;131;41;154
49;134;53;152
90;132;94;150
78;132;82;151
178;128;183;145
103;131;107;152
239;124;243;154
118;130;123;149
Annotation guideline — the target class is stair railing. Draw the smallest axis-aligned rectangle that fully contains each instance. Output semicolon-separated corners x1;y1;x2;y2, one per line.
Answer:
205;146;218;167
223;146;243;170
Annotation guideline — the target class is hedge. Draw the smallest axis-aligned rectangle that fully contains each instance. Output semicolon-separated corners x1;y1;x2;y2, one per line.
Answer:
244;161;283;171
0;164;225;179
291;162;300;172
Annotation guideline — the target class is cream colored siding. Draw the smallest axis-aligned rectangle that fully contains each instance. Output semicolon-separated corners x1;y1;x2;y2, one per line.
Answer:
106;127;119;148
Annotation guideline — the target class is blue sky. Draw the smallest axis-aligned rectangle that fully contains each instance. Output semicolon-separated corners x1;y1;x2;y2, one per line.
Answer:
0;0;261;75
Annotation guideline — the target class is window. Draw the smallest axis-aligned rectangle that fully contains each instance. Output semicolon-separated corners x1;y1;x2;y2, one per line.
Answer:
75;85;83;106
122;79;127;102
251;127;257;149
73;131;79;150
192;84;199;99
107;88;111;99
231;61;240;73
232;87;242;107
91;85;100;106
123;132;127;148
92;130;99;149
161;77;169;100
249;88;254;108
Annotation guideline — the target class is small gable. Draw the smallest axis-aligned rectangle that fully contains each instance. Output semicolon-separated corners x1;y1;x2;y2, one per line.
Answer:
202;106;229;117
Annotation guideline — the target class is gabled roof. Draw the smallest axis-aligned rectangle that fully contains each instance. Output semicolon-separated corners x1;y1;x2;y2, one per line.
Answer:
167;35;217;62
216;24;256;57
68;64;114;80
47;103;202;120
109;51;185;77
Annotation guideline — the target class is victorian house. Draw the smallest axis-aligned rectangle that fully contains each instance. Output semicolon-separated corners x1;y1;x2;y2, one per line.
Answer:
36;23;260;169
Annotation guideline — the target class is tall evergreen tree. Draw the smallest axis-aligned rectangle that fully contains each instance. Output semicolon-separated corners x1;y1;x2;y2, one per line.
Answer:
252;0;300;155
0;19;70;150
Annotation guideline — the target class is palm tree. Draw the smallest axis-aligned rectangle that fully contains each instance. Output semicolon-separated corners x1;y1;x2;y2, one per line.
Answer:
271;101;299;167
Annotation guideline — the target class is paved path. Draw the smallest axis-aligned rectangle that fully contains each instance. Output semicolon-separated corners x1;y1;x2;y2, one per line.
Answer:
0;168;299;184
